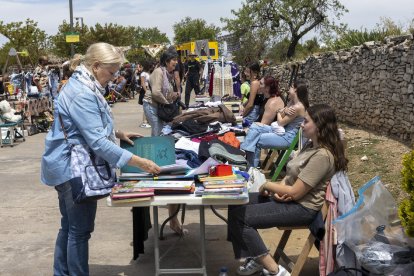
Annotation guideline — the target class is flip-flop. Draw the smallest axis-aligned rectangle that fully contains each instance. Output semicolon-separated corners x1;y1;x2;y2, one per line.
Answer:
169;225;189;236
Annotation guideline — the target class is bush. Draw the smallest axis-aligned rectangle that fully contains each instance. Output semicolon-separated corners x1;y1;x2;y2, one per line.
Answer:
399;150;414;237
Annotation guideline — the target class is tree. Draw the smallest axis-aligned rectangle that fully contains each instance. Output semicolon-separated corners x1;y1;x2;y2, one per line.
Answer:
50;20;90;58
88;23;135;46
133;27;170;47
127;27;170;64
173;17;221;44
222;0;348;59
0;18;49;67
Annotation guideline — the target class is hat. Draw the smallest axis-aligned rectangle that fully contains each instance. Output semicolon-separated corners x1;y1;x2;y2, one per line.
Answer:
189;51;197;56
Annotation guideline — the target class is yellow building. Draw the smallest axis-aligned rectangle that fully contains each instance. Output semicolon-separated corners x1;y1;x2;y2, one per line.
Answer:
176;41;219;62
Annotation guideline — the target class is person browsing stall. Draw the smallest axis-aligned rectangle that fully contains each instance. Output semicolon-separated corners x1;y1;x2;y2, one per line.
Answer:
228;104;348;276
143;47;180;136
41;42;160;276
142;47;185;234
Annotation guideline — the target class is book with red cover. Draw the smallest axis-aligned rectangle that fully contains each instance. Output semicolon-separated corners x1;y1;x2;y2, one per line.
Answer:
111;191;155;200
111;182;155;200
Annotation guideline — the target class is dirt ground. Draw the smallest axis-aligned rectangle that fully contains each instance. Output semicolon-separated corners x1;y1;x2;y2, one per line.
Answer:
339;123;412;203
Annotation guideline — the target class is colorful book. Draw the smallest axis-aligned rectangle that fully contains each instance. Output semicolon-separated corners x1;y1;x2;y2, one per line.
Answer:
111;191;155;200
134;180;194;190
112;182;154;194
198;174;239;182
202;179;246;185
111;197;152;204
203;183;246;189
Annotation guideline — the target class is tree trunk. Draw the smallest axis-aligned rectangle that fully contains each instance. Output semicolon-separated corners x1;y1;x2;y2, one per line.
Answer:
286;36;300;59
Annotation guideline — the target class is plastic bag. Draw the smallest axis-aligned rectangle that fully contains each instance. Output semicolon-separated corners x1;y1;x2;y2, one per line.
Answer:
247;167;266;192
334;176;414;275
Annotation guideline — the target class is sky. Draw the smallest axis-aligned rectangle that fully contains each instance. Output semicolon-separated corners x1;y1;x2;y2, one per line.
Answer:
0;0;413;46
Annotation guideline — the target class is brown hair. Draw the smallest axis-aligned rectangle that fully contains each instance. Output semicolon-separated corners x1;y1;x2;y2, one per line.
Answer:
307;104;348;172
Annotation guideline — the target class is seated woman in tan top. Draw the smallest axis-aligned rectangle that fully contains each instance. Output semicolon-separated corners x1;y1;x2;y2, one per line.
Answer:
228;104;348;276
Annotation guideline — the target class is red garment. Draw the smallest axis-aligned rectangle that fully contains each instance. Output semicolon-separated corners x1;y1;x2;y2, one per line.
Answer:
195;133;219;142
208;66;214;96
218;132;240;148
319;183;337;276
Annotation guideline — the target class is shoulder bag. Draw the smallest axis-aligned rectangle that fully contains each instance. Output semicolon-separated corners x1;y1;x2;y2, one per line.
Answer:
58;113;116;203
157;100;180;122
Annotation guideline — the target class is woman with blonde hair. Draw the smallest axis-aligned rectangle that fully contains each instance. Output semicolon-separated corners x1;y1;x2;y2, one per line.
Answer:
41;42;160;275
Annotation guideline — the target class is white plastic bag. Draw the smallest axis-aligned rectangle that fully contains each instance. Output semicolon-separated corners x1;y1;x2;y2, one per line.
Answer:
247;167;266;192
334;176;414;275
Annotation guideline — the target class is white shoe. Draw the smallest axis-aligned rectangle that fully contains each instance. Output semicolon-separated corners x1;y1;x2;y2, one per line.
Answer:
237;258;263;275
261;265;290;276
140;123;151;128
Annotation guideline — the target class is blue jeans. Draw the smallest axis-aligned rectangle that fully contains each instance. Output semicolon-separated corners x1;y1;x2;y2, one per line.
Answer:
241;123;293;167
228;193;317;259
143;100;166;136
243;105;260;123
54;181;97;276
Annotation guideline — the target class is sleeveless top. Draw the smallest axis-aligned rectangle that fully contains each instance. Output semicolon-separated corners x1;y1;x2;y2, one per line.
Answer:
283;116;304;142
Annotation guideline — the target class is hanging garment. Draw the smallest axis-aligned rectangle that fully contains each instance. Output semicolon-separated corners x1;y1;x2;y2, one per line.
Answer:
208;66;215;97
231;63;241;98
195;39;209;57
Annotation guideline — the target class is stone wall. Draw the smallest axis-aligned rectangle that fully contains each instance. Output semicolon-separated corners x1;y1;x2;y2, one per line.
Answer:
268;34;414;144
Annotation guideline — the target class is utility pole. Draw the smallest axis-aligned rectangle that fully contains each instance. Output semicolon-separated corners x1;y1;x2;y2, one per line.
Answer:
75;17;84;29
69;0;74;57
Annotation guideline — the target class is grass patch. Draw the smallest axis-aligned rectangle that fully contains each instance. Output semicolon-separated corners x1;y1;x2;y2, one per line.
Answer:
344;127;409;202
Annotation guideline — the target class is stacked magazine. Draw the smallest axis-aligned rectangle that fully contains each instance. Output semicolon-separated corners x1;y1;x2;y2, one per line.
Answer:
110;182;155;205
195;174;248;199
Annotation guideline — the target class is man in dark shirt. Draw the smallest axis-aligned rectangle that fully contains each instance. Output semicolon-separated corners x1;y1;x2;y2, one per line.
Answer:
184;52;201;107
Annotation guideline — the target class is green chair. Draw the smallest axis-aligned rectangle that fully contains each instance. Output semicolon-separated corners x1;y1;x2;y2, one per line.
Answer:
261;128;302;181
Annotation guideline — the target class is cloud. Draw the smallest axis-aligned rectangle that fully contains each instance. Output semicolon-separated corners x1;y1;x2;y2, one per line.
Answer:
0;0;412;43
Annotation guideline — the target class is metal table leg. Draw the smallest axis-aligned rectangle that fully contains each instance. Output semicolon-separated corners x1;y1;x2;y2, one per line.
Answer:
199;205;207;276
152;205;208;275
153;206;160;276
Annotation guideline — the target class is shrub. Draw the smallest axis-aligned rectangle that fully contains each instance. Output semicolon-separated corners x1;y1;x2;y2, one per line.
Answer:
399;150;414;237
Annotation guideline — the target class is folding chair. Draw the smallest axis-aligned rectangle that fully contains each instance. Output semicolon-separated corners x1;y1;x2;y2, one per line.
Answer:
261;128;302;181
273;197;329;276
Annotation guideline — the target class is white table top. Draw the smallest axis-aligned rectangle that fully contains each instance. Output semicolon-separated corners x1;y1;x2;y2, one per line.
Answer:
107;193;249;207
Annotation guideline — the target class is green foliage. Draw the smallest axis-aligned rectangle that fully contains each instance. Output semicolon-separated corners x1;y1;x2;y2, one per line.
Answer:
266;37;321;63
126;27;170;64
0;18;49;67
49;20;90;58
399;199;414;237
173;17;220;44
50;21;169;61
133;27;170;47
324;17;407;51
399;150;414;237
222;0;347;61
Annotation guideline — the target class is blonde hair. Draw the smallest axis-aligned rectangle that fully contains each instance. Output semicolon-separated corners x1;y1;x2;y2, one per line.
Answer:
83;42;125;70
69;54;82;72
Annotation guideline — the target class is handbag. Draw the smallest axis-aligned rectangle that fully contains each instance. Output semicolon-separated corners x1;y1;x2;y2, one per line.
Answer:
157;100;180;122
58;113;116;203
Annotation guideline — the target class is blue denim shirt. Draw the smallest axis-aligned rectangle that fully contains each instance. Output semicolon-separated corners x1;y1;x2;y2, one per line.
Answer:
41;77;133;186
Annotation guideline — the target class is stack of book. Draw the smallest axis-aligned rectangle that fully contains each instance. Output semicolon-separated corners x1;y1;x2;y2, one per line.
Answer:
132;180;195;195
110;182;155;205
196;174;248;199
